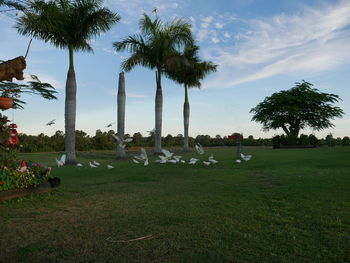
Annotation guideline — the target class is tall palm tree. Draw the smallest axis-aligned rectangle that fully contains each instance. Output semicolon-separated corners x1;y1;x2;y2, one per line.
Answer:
116;71;126;159
166;45;217;152
113;14;193;153
16;0;120;164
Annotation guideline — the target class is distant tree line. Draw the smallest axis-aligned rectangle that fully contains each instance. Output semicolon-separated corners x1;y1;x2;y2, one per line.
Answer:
16;131;350;153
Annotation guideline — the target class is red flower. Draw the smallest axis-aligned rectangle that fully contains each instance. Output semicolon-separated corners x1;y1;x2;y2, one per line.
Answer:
0;181;4;185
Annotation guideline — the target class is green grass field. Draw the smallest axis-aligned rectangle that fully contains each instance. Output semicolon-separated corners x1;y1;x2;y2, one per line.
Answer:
1;147;349;263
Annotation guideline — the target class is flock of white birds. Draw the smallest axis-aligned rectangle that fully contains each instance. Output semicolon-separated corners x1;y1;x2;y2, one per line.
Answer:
55;136;253;168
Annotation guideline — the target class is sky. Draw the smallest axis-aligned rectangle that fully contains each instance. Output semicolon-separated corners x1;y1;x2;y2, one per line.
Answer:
0;0;349;139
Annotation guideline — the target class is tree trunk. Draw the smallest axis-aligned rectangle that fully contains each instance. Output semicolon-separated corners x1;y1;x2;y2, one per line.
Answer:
116;72;126;159
154;70;163;153
64;47;77;164
183;84;190;152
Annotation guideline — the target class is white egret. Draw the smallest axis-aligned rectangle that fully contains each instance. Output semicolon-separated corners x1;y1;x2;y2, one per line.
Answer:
92;160;100;166
208;154;218;164
240;153;252;161
89;162;98;168
195;143;205;155
55;154;66;167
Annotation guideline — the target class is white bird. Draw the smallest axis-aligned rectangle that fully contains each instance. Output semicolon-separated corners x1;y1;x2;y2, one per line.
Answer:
93;160;100;166
203;161;211;166
235;159;241;163
112;134;133;148
147;128;156;135
156;156;167;163
134;148;149;166
173;155;182;163
106;122;115;128
240;153;252;161
195;143;205;155
161;149;173;159
89;162;98;168
208;154;218;164
188;158;199;165
180;160;186;164
76;163;83;167
107;165;114;169
46;119;56;126
55;154;66;167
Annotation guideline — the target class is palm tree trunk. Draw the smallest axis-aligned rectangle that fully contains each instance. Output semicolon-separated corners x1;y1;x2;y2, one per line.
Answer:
183;84;190;152
116;72;126;159
154;69;163;153
64;47;77;164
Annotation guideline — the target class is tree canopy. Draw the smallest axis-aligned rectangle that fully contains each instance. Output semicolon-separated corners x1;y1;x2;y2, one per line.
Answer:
250;81;344;138
113;13;193;73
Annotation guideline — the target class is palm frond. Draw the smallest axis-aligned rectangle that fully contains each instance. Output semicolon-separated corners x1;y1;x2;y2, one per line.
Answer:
16;0;120;51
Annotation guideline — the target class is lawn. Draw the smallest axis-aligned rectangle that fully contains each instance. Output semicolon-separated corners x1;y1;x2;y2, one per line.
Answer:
1;147;349;263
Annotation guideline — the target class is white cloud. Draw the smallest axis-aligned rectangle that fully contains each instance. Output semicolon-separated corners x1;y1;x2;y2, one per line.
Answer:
215;23;224;29
224;32;231;38
104;0;182;24
211;37;220;44
101;47;125;60
202;16;213;23
203;1;350;88
201;23;210;29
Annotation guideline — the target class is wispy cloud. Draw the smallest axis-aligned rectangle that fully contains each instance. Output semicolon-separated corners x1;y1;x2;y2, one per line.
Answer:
203;1;350;88
104;0;182;25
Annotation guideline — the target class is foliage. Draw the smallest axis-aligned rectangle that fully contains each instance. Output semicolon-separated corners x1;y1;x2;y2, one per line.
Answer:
114;13;193;73
16;0;120;53
165;44;217;88
0;162;51;191
250;81;344;139
0;74;57;109
0;0;26;11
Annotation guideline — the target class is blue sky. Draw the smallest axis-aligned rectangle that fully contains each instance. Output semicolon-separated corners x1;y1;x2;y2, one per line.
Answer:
1;0;349;138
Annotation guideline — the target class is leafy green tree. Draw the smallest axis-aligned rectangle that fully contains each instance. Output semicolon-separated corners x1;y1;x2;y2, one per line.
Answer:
299;134;310;145
342;136;350;146
325;133;335;147
132;132;143;146
166;44;217;152
309;134;319;146
251;81;344;140
16;0;120;164
114;14;193;153
50;130;65;151
75;130;92;151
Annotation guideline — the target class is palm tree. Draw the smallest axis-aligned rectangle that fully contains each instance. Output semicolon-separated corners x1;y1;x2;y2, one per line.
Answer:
16;0;120;164
166;45;217;152
113;14;193;153
116;72;126;159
